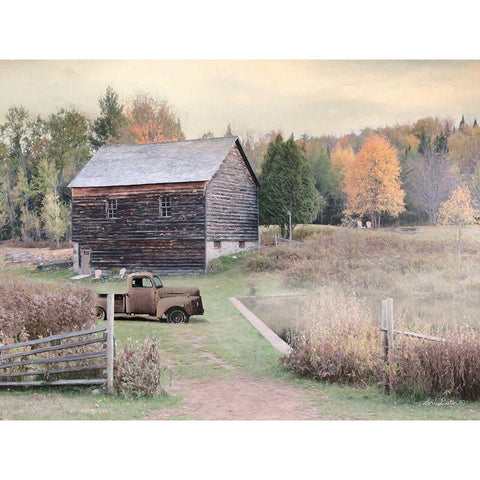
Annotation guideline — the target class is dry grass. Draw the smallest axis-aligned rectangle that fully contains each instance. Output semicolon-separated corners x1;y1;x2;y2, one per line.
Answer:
281;291;382;385
393;327;480;400
114;337;172;398
282;290;480;400
249;226;480;299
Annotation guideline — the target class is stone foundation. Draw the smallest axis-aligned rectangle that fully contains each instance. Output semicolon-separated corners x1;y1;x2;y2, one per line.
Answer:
206;240;258;263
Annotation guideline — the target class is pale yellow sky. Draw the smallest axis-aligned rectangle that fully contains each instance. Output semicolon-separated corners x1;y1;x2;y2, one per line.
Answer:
0;60;479;138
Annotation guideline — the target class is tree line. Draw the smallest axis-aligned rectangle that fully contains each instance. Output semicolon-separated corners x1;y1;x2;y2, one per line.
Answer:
257;115;480;233
0;87;185;244
1;85;479;245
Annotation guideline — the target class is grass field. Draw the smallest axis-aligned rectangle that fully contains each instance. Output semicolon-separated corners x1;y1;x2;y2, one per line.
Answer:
1;225;480;419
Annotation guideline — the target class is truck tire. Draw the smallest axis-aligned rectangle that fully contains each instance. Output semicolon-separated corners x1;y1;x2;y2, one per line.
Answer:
95;307;106;321
166;308;188;324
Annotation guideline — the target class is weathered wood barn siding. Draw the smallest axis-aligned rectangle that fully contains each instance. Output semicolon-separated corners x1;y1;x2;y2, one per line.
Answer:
69;136;259;275
206;143;259;241
71;182;207;274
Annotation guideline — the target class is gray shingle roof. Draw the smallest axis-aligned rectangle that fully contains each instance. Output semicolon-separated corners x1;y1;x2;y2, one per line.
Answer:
68;136;239;188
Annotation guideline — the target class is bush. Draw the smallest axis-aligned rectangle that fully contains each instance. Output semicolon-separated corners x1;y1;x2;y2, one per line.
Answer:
281;291;382;385
392;328;480;401
114;337;171;398
0;274;95;344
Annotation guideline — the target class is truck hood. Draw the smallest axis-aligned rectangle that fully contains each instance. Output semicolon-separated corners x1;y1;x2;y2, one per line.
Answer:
159;286;201;297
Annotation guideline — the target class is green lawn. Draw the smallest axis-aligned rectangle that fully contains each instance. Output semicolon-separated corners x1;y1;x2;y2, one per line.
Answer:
2;232;480;420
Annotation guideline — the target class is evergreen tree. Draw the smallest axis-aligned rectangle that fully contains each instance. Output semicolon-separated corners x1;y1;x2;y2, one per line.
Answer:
259;135;321;236
418;128;431;155
433;132;449;154
459;115;466;128
474;119;478;128
91;86;126;148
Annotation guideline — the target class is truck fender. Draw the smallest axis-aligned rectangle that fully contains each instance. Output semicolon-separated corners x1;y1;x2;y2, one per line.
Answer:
156;298;188;318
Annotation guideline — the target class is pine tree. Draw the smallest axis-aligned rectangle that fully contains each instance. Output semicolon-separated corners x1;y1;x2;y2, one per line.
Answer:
91;86;126;148
418;128;431;155
433;132;449;154
259;135;321;236
474;119;478;128
460;115;466;128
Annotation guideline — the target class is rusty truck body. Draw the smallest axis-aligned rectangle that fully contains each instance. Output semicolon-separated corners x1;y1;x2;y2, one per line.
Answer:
95;271;203;323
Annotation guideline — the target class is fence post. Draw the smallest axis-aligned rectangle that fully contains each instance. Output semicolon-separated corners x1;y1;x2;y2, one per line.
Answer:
386;297;394;392
381;299;388;391
106;293;114;395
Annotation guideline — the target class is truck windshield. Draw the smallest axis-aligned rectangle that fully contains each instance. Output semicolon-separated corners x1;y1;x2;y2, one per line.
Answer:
153;275;163;288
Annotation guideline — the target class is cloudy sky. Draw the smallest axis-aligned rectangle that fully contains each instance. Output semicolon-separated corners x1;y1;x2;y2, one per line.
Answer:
1;60;479;139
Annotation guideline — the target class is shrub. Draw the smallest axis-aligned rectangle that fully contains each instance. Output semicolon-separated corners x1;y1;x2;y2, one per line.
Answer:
392;328;480;401
281;290;382;385
114;337;171;398
0;274;95;344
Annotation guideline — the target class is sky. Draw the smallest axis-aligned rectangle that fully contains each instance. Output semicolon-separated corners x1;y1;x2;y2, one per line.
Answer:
1;60;479;140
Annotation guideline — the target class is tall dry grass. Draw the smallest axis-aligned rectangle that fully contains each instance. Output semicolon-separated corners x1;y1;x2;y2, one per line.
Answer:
249;227;480;298
281;290;382;385
392;328;480;400
114;337;172;398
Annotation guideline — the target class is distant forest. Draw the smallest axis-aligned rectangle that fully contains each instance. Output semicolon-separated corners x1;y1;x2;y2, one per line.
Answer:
1;85;479;244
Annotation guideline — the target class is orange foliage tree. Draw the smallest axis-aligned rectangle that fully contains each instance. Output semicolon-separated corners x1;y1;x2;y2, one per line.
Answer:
437;185;478;263
344;135;405;228
330;140;355;190
118;92;185;144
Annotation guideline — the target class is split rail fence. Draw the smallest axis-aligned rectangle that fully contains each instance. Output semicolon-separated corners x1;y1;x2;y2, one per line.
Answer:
0;294;115;393
380;297;445;392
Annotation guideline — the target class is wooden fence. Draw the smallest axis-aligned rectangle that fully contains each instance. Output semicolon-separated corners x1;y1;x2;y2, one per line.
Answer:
380;297;445;392
0;293;115;393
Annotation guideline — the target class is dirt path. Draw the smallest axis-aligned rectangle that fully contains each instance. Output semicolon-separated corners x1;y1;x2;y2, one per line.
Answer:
151;374;329;420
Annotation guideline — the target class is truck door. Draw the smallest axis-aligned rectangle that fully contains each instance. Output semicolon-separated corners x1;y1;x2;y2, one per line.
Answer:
126;276;156;315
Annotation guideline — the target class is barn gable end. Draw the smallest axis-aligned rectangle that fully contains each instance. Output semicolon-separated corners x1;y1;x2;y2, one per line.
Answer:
205;140;259;262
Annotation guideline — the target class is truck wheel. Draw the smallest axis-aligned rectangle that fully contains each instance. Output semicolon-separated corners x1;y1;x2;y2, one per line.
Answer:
94;307;106;321
166;308;188;324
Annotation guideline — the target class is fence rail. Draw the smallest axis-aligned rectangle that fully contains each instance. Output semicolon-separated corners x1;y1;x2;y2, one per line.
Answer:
0;294;115;393
380;297;446;392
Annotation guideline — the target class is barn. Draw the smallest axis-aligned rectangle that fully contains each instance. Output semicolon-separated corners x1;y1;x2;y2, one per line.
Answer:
68;136;259;275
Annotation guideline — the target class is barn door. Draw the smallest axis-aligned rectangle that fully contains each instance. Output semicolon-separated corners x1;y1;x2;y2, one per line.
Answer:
80;248;91;275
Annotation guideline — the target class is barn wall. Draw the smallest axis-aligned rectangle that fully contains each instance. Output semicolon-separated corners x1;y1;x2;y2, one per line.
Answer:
205;144;259;250
72;182;207;274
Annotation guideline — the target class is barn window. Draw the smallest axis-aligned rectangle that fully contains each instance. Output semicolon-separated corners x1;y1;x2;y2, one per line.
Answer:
239;241;245;249
106;199;117;219
214;241;221;249
160;196;171;217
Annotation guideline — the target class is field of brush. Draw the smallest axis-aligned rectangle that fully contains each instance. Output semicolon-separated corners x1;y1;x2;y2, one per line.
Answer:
2;224;480;418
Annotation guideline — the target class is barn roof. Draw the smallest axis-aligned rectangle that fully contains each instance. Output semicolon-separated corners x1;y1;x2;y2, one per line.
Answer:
68;136;257;188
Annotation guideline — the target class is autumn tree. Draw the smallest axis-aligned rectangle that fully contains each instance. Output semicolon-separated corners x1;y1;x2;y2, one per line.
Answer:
91;86;126;148
437;186;477;263
330;139;355;191
344;135;405;228
407;146;458;225
259;135;322;237
118;92;185;144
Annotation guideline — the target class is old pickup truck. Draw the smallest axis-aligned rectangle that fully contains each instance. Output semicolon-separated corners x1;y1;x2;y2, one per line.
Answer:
94;271;204;323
